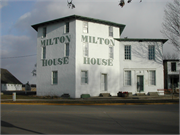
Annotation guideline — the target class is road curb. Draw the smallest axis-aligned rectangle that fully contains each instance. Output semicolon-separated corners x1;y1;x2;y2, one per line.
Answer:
1;102;179;105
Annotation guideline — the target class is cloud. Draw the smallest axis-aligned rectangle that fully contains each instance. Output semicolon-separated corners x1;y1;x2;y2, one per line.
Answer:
0;0;8;9
1;0;175;84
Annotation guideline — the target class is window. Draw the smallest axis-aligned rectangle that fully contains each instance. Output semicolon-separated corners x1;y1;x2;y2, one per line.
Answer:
81;71;88;84
42;27;46;38
125;71;131;86
171;63;176;72
124;45;131;60
109;26;113;37
65;43;69;57
52;71;58;85
83;21;88;33
148;45;155;60
149;70;156;85
64;22;69;33
42;47;46;59
83;42;88;57
109;46;113;59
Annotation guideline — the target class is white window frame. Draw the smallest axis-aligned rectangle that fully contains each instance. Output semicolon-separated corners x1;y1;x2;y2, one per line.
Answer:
81;70;88;85
149;70;156;86
64;43;70;57
148;45;155;60
109;46;114;59
83;42;89;57
42;27;46;38
83;21;88;33
124;71;131;86
64;22;69;34
42;46;46;59
124;45;131;60
51;71;58;85
109;26;113;37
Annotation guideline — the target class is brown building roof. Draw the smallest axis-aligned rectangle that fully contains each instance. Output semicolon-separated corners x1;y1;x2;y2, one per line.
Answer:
1;68;22;84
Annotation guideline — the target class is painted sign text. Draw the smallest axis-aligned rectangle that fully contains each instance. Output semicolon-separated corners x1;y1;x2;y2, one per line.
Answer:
42;57;69;66
84;57;113;66
82;35;114;46
41;35;71;46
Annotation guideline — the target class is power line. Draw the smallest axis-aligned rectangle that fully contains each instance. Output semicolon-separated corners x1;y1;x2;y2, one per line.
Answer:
1;54;37;59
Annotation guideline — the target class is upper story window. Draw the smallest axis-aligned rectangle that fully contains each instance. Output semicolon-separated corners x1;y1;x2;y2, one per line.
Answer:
109;46;113;59
171;62;176;72
83;21;88;33
64;22;69;33
109;26;113;37
83;42;88;57
65;43;69;57
124;45;131;60
148;45;155;60
42;27;46;38
42;47;46;59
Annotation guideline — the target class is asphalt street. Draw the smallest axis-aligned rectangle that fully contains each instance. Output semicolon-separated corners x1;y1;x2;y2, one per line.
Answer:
1;104;179;134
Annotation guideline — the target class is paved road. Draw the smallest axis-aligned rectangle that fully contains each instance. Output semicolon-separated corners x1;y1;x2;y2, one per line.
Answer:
1;104;179;134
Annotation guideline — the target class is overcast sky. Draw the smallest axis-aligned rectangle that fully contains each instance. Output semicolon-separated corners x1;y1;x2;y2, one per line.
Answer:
0;0;176;84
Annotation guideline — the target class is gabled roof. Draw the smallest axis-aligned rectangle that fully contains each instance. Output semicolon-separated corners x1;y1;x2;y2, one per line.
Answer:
114;38;168;44
1;68;22;84
31;15;126;35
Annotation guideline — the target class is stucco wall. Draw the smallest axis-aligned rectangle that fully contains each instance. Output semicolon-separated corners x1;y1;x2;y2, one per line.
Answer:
36;20;76;97
75;20;121;98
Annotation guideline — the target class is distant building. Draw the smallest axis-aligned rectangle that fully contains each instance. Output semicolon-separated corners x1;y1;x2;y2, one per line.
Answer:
163;60;180;92
32;15;167;98
1;68;22;91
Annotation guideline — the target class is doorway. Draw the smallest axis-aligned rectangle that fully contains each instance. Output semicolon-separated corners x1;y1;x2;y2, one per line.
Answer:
101;74;107;91
137;75;144;92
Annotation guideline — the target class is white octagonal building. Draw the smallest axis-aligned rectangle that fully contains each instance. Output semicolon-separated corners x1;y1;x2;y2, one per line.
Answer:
32;15;167;98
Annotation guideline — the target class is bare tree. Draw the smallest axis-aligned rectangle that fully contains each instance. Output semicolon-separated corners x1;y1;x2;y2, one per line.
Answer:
163;52;179;60
161;0;180;52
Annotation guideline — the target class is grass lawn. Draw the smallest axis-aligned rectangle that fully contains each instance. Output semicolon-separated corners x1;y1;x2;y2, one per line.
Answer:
1;95;65;99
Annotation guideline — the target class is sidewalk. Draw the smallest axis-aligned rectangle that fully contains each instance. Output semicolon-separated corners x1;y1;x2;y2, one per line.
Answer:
1;94;179;105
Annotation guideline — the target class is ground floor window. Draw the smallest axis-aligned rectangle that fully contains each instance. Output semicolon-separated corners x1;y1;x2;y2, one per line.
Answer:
149;70;156;85
81;71;88;84
124;71;131;86
52;71;58;84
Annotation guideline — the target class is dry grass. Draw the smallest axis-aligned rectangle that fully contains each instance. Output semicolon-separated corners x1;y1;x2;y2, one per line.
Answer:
1;95;63;99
